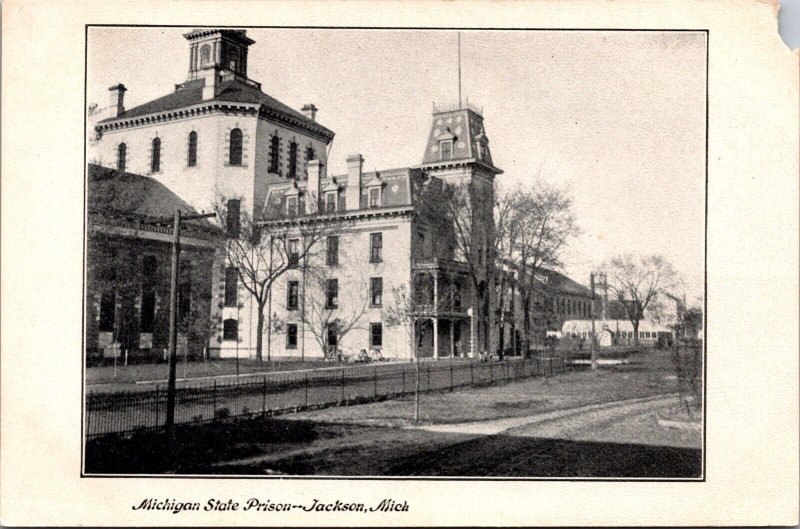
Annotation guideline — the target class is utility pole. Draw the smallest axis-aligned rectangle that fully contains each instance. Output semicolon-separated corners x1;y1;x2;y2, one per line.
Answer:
145;208;216;434
590;272;598;373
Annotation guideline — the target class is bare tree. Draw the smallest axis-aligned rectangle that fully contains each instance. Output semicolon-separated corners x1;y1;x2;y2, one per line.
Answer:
499;182;580;354
214;196;326;362
384;282;430;422
293;249;373;359
603;254;680;346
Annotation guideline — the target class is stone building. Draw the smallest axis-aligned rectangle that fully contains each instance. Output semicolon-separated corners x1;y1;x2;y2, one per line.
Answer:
86;164;220;362
91;28;501;360
496;266;597;354
260;101;502;360
93;29;334;358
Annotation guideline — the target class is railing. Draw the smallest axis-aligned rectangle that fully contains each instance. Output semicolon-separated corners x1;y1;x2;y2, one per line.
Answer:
85;357;565;439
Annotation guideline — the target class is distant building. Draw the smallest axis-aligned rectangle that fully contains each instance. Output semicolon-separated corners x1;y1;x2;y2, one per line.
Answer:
497;267;597;354
560;319;674;347
86;164;221;361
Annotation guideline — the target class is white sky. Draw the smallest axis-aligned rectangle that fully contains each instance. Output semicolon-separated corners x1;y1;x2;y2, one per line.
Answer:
88;27;706;301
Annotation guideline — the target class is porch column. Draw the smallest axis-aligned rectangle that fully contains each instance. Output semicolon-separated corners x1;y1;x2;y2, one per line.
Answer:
449;319;455;357
432;317;439;359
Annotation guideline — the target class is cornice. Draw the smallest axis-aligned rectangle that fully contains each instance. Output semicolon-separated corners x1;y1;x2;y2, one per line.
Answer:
256;205;416;228
97;101;334;143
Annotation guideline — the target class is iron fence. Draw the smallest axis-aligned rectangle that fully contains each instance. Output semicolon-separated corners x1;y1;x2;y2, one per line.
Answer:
85;356;565;438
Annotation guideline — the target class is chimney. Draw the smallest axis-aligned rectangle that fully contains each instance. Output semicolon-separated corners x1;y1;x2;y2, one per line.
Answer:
346;154;363;211
307;159;322;213
301;104;318;122
108;84;127;117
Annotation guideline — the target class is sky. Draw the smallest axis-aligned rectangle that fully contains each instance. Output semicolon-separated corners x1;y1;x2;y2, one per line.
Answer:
88;27;706;302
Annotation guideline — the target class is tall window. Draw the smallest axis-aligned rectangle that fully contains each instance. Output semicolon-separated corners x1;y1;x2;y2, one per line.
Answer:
288;238;300;267
140;291;156;333
226;198;241;238
140;255;157;333
99;291;115;332
440;140;453;161
325;191;337;212
224;267;238;307
187;131;197;167
286;196;298;216
326;324;338;348
306;146;314;162
286;324;298;349
229;128;243;165
117;143;126;171
151;137;161;173
223;319;238;341
327;236;339;266
288;141;297;178
325;279;338;309
371;277;383;307
179;261;192;321
287;281;299;310
370;323;383;348
269;135;279;173
370;233;383;263
369;188;381;208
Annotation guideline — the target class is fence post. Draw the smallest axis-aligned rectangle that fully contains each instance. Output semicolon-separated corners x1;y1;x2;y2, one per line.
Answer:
340;370;345;402
470;362;474;386
490;361;493;383
305;373;309;407
450;363;453;391
262;376;267;414
213;380;217;418
155;385;160;428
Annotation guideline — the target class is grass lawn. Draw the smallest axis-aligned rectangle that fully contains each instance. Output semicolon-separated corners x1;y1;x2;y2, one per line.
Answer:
85;358;358;386
280;349;681;427
86;350;702;476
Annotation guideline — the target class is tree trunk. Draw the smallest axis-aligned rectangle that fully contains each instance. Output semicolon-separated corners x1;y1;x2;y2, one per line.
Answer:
414;359;420;422
521;291;531;356
255;306;265;362
632;319;640;347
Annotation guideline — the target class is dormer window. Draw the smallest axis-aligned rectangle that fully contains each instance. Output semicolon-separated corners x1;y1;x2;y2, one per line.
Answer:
440;140;453;161
369;187;381;208
325;191;337;212
287;196;298;216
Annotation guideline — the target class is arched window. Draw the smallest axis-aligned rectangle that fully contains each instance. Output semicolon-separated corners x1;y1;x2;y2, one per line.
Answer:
288;141;297;178
151;137;161;173
187;131;197;167
229;128;242;166
117;143;126;171
200;44;211;66
269;135;279;173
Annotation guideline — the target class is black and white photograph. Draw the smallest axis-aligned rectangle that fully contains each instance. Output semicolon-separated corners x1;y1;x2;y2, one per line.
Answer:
4;1;800;524
83;26;706;478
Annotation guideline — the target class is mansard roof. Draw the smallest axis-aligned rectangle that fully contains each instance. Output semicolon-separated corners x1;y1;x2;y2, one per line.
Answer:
420;104;501;174
97;78;334;141
260;167;424;221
